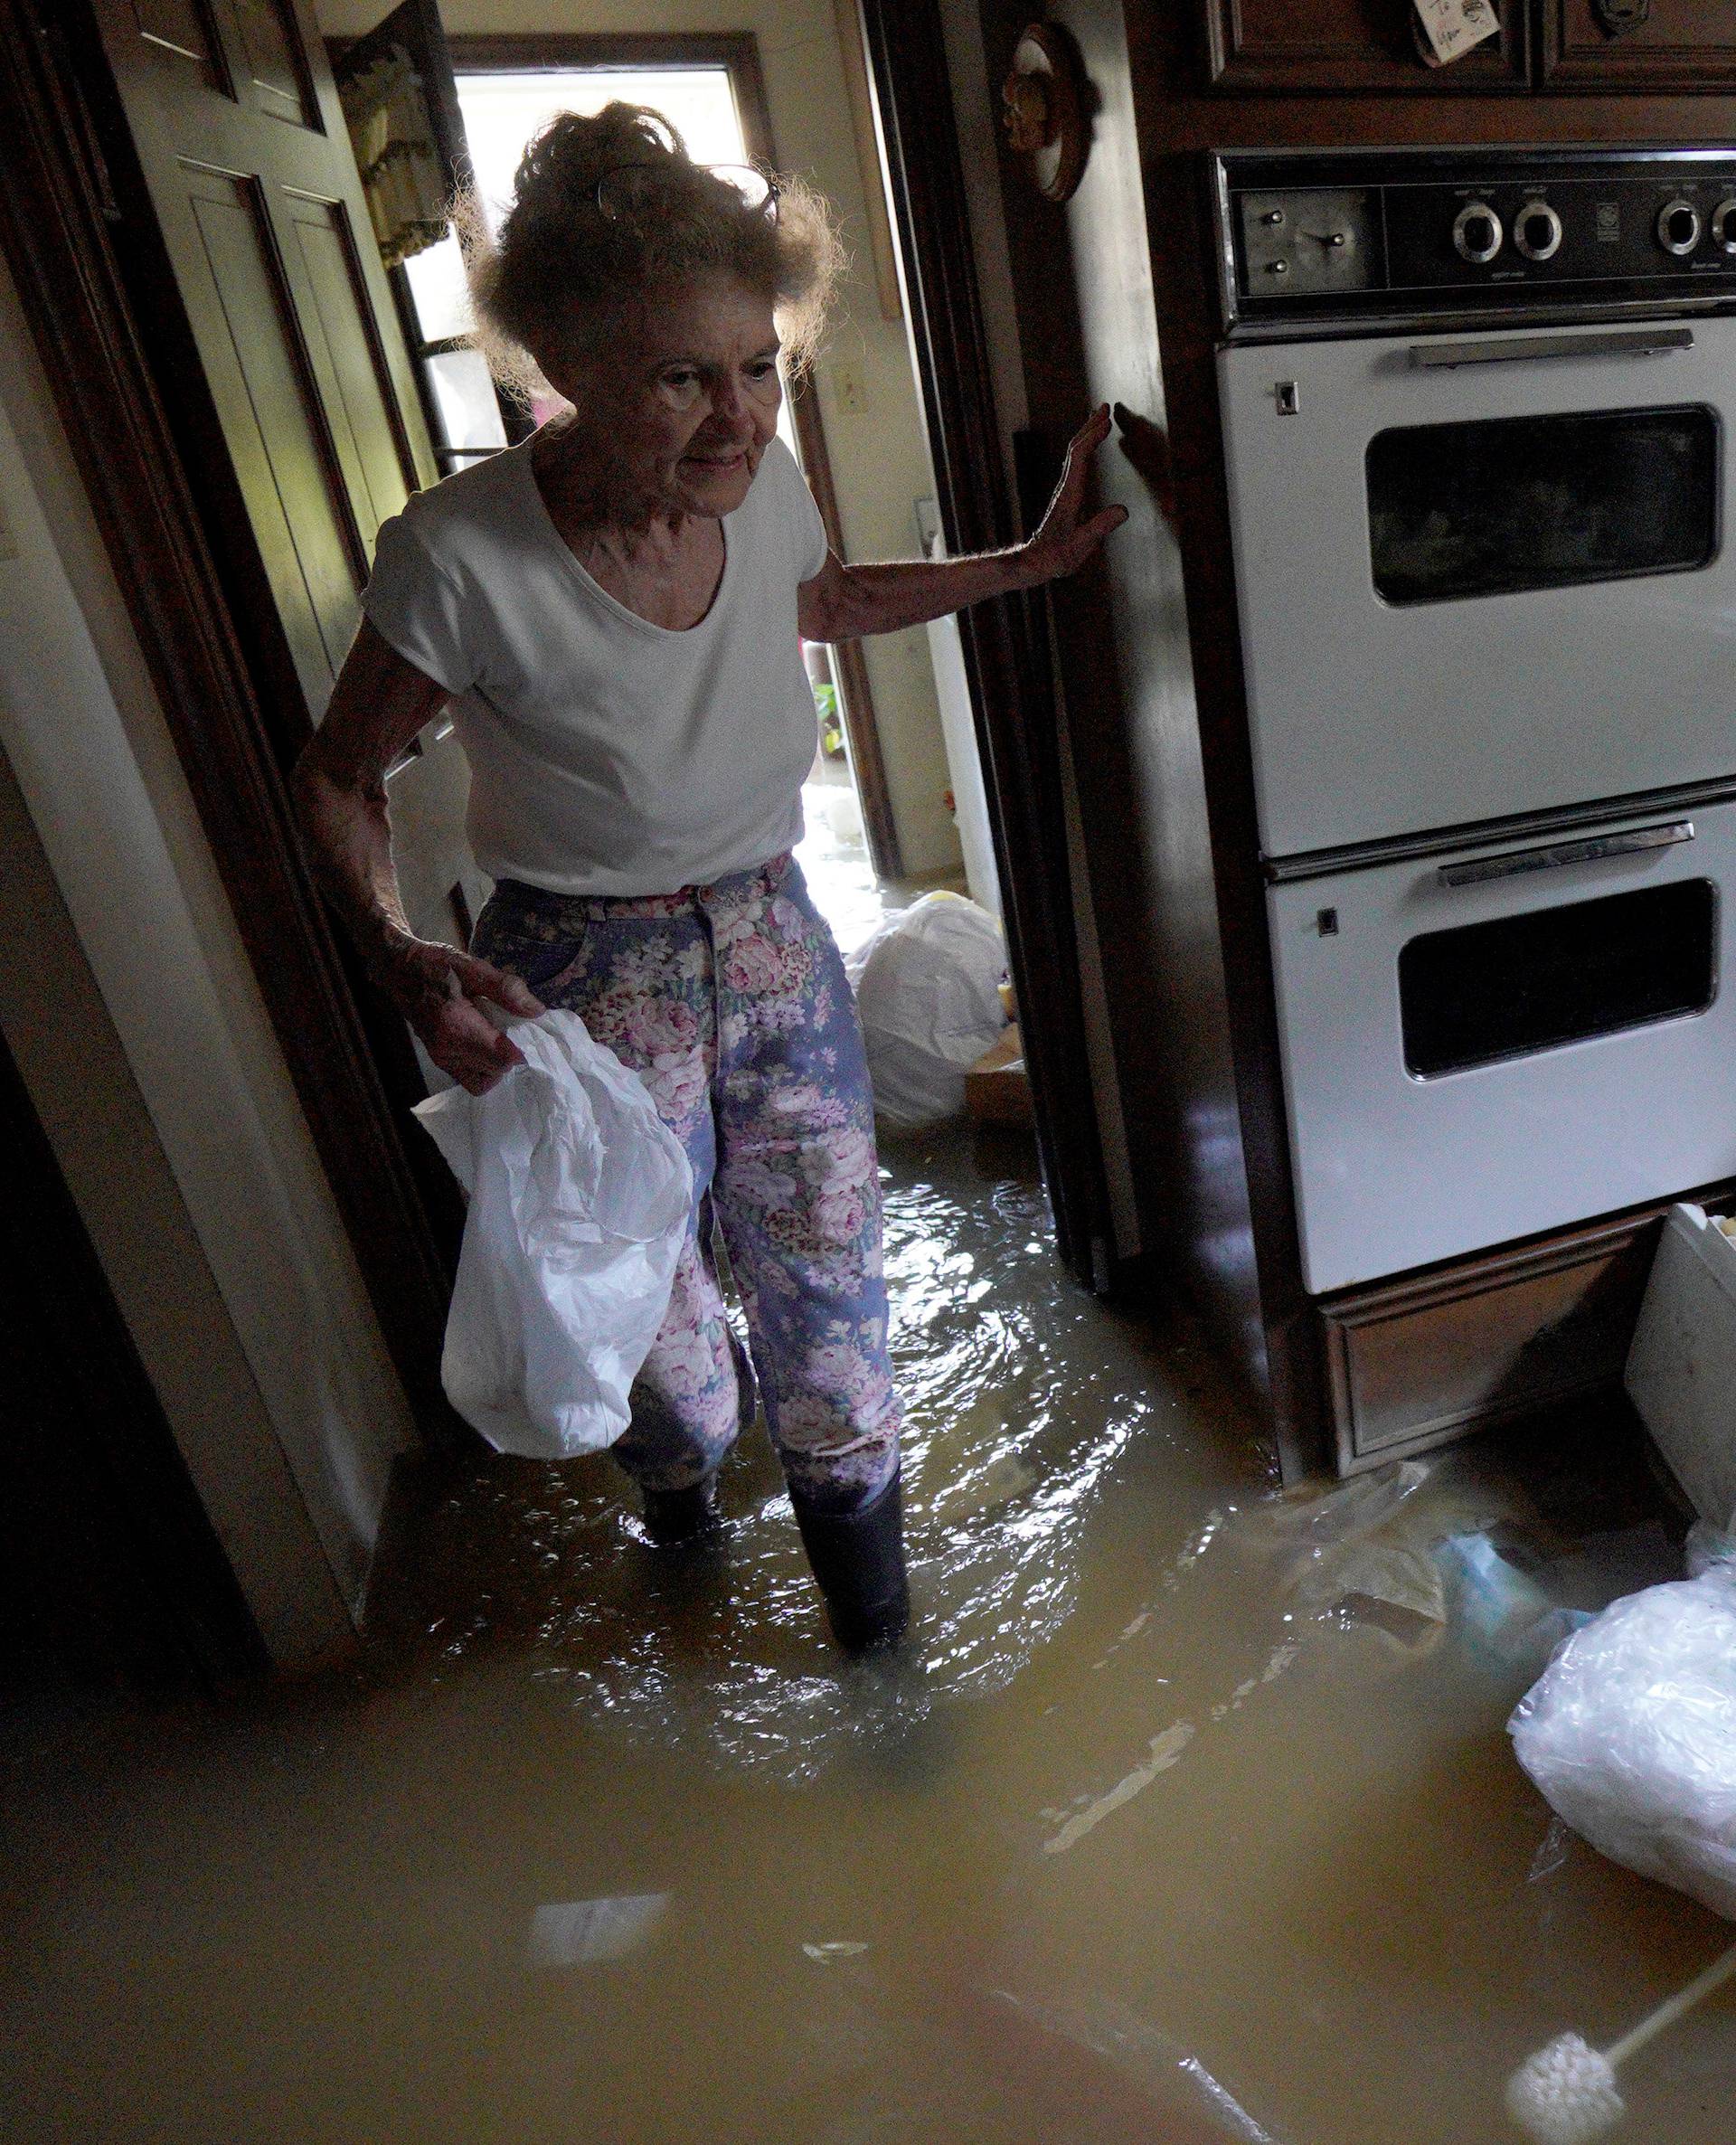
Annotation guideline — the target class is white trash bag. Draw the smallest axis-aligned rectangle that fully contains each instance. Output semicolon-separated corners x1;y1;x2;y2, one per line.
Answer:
844;892;1007;1130
413;1011;693;1460
1508;1522;1736;1923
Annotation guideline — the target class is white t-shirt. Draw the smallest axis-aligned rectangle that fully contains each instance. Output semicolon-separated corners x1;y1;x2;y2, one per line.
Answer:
360;433;829;897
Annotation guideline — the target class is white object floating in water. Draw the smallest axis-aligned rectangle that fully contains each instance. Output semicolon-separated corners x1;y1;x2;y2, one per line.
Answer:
802;1940;871;1963
1505;1942;1736;2143
1505;2034;1624;2144
525;1892;670;1969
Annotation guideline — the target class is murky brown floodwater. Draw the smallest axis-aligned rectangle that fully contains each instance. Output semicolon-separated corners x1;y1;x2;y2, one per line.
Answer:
4;1128;1731;2144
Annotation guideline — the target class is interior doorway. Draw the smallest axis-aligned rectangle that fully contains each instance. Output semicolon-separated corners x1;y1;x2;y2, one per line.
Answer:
1;0;1118;1477
331;1;1112;1273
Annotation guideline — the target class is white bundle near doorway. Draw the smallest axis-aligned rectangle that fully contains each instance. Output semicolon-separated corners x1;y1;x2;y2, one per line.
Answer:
844;893;1009;1129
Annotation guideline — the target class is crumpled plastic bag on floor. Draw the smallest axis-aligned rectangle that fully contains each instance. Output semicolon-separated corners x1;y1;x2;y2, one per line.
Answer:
844;892;1007;1129
1508;1522;1736;1922
413;1012;693;1459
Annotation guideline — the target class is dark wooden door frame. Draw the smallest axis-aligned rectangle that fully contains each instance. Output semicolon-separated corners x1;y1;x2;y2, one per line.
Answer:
855;0;1112;1284
0;0;458;1432
443;29;903;882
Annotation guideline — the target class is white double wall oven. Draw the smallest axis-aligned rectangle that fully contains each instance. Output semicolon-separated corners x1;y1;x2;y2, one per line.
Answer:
1215;151;1736;1295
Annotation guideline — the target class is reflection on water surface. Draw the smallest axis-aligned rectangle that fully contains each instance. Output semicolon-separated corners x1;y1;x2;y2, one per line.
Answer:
3;1131;1729;2145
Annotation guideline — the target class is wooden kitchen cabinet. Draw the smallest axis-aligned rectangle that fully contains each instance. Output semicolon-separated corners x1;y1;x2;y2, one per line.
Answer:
1203;0;1736;93
1539;0;1736;90
1203;0;1530;91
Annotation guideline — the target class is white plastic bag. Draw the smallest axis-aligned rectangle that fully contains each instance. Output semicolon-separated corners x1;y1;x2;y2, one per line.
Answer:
844;892;1007;1129
1508;1528;1736;1922
412;1012;693;1460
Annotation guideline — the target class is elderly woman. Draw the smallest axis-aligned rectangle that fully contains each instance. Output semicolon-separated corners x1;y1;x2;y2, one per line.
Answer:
294;105;1123;1653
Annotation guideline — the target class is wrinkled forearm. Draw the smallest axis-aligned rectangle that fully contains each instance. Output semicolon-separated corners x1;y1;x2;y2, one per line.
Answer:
290;754;416;973
808;547;1040;640
289;618;447;973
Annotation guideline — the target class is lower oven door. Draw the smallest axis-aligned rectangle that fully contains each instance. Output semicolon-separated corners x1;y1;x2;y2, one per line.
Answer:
1219;316;1736;857
1269;803;1736;1295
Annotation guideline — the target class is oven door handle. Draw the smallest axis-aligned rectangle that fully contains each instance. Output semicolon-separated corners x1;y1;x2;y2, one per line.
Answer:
1410;326;1696;370
1438;822;1695;888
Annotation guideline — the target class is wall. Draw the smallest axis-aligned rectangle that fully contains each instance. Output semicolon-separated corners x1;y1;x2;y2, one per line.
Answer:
1040;0;1259;1353
938;0;1142;1261
0;257;417;1661
957;0;1267;1365
320;0;967;882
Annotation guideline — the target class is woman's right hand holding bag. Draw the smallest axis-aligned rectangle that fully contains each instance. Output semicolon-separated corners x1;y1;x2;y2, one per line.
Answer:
370;932;545;1096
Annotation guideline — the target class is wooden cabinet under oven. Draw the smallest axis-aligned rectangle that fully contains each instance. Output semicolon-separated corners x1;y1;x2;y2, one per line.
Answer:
1318;1190;1736;1473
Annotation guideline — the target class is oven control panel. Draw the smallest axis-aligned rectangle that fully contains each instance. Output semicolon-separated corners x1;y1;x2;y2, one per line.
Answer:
1218;149;1736;335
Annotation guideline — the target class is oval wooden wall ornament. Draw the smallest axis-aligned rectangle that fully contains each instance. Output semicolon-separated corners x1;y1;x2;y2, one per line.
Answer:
1001;24;1087;204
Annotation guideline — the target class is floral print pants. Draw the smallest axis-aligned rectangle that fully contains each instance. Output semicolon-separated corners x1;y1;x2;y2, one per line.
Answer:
470;855;902;1515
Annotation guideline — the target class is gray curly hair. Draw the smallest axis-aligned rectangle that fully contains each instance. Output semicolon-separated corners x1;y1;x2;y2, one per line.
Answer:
458;102;843;405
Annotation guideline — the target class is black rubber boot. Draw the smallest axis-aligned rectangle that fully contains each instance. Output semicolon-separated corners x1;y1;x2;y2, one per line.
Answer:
791;1469;910;1654
641;1476;720;1547
636;1325;754;1548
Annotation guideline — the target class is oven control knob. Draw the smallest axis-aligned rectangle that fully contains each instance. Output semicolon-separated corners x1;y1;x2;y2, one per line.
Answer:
1658;199;1703;257
1513;202;1563;262
1453;201;1504;264
1713;199;1736;255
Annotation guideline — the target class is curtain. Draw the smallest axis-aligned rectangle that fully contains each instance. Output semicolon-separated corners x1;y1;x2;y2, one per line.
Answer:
338;43;448;269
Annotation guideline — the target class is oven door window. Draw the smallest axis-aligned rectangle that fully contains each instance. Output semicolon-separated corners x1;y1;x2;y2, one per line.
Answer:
1367;406;1719;606
1399;878;1717;1078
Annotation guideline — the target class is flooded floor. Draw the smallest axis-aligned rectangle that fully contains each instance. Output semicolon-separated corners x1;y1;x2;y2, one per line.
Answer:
4;1129;1732;2145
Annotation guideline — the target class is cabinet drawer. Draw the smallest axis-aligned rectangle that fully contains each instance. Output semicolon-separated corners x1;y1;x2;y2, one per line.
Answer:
1318;1207;1678;1474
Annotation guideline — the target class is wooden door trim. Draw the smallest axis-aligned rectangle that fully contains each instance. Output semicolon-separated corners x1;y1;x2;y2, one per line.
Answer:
0;0;456;1429
443;27;903;881
856;0;1111;1282
447;30;763;77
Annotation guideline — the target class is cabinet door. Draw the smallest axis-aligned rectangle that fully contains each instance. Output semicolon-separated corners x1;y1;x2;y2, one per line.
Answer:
1204;0;1529;91
1541;0;1736;89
